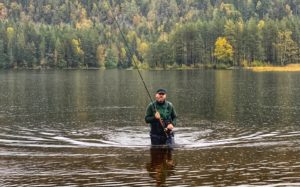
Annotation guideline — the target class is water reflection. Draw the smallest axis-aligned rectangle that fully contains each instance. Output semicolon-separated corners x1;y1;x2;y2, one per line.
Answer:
146;148;175;186
2;70;300;186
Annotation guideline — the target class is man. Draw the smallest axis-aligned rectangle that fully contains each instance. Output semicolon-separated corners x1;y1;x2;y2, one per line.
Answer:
145;88;177;145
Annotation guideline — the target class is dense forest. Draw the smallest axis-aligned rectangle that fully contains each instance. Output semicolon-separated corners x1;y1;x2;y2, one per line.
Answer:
0;0;300;69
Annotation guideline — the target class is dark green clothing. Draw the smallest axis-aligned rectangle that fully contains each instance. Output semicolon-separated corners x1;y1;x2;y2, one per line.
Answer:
145;101;177;136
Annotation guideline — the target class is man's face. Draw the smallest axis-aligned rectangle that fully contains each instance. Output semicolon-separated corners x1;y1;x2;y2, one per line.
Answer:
155;92;166;103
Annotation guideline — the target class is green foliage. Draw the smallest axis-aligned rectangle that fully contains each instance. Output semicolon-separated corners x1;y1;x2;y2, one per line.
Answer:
0;39;8;68
215;63;230;69
146;41;173;69
274;31;300;65
0;0;300;69
240;60;249;67
251;60;268;67
104;47;118;69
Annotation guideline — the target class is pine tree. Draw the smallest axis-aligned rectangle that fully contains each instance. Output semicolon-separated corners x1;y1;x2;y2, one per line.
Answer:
105;46;118;69
0;39;8;68
275;31;299;65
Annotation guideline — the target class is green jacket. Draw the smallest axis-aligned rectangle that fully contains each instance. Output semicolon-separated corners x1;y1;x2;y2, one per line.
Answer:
145;101;177;135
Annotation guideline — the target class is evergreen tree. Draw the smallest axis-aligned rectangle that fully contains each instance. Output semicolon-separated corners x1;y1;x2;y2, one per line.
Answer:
105;47;118;69
0;0;300;69
275;31;299;65
0;39;8;68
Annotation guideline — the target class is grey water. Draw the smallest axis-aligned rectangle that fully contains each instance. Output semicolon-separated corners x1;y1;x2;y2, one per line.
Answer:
1;70;300;186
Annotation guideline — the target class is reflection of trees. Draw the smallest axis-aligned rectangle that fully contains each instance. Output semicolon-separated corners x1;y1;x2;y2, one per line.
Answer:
146;148;175;186
215;71;234;121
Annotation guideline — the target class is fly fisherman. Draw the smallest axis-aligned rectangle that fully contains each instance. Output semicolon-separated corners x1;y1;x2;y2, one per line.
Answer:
145;88;177;145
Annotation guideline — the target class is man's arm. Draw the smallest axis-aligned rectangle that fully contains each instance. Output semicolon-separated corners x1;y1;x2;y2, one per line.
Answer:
166;102;177;130
170;103;177;126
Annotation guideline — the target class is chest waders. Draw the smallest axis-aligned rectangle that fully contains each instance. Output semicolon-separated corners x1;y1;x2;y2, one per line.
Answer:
150;102;175;146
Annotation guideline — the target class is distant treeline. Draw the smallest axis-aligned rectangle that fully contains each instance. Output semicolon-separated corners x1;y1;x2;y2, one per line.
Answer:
0;0;300;69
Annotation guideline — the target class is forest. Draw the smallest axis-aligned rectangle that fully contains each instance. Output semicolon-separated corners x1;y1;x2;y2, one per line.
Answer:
0;0;300;69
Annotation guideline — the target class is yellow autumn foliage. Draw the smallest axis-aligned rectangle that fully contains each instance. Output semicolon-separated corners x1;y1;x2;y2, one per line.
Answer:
258;20;265;30
120;47;127;59
158;32;168;42
7;27;14;41
96;45;106;67
71;39;84;55
76;8;92;29
72;39;80;46
0;2;6;18
127;31;137;42
214;37;233;63
138;42;149;55
75;18;92;29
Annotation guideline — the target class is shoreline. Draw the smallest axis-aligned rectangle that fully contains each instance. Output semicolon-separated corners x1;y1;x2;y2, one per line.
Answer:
246;64;300;72
2;64;300;71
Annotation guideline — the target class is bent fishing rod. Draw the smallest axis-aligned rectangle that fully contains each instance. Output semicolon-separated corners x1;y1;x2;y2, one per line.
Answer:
106;2;169;136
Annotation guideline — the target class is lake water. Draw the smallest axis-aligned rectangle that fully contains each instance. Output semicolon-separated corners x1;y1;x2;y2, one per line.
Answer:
1;70;300;186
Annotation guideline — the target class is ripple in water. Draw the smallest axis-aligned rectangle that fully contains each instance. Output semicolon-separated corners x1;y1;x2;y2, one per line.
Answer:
1;123;300;186
1;121;300;150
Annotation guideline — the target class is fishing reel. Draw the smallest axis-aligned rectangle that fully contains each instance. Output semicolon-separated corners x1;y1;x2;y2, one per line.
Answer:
164;128;172;134
163;120;173;134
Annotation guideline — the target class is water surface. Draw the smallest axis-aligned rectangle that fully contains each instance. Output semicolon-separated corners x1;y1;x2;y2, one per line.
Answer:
1;70;300;186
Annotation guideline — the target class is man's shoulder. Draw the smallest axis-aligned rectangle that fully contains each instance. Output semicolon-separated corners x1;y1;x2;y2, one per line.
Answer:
147;102;156;108
147;101;174;108
166;101;174;108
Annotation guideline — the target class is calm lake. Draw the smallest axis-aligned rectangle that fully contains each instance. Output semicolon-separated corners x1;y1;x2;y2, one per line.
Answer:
1;70;300;186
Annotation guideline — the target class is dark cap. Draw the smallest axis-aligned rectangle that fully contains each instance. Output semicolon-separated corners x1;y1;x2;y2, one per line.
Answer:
156;88;167;94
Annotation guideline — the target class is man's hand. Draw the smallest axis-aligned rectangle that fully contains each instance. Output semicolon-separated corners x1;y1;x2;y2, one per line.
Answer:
166;123;174;130
155;112;161;120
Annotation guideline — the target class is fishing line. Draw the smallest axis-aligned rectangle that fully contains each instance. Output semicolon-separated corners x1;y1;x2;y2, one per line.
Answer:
106;1;154;104
106;1;170;137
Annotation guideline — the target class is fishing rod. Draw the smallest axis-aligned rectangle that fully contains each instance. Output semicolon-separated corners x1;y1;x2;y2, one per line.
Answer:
106;1;152;103
106;1;169;137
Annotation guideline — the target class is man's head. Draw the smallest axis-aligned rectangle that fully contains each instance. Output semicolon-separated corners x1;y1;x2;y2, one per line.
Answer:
155;88;167;103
